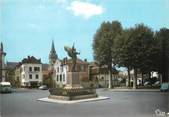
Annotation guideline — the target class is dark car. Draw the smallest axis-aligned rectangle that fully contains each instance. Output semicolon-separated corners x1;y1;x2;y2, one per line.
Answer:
160;83;169;92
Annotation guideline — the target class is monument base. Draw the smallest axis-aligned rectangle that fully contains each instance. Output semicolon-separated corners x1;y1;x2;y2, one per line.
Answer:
49;71;97;101
64;72;83;89
49;88;97;101
48;94;97;101
64;85;83;89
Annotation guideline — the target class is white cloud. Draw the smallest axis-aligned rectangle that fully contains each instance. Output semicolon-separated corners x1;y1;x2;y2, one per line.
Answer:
56;0;66;4
67;1;104;19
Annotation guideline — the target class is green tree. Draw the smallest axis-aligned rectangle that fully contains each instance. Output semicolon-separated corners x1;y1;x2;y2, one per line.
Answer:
114;24;154;88
93;21;122;88
155;28;169;82
113;29;133;87
129;24;154;88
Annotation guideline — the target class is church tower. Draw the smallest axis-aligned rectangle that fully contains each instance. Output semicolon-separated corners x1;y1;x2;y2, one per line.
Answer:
0;42;6;82
49;40;58;66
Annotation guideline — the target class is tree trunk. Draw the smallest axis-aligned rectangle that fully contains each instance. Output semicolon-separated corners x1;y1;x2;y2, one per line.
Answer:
108;70;112;88
127;67;131;87
108;64;112;89
133;68;137;89
148;72;151;79
141;73;144;86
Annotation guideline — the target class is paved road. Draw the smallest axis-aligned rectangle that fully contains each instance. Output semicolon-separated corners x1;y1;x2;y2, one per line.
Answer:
0;89;168;117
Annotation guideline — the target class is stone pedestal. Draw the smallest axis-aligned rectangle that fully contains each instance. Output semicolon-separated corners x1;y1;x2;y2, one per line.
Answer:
64;72;83;89
49;72;97;101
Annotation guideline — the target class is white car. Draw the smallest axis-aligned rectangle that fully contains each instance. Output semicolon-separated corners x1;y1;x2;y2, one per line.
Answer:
144;81;151;86
152;81;160;86
38;85;48;90
0;82;12;93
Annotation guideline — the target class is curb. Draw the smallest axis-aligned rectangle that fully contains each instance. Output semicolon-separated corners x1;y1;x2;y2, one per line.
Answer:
102;89;160;92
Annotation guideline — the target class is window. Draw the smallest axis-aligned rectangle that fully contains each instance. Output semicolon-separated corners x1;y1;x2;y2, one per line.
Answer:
34;67;40;71
57;75;59;81
60;75;62;81
63;74;65;82
29;74;32;79
36;74;39;79
80;66;84;71
66;66;68;72
57;67;59;72
29;67;32;72
24;66;26;71
61;67;63;72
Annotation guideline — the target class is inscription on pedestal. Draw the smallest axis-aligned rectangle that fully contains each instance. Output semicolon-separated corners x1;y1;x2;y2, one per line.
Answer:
65;72;82;89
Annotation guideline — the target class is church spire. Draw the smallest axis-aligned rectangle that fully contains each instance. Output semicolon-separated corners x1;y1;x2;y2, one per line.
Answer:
51;40;56;53
0;42;3;51
49;40;58;65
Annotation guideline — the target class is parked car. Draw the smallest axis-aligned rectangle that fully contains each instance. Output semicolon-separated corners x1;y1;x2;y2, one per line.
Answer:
144;81;151;86
0;82;12;93
38;85;48;90
160;83;169;92
152;81;160;87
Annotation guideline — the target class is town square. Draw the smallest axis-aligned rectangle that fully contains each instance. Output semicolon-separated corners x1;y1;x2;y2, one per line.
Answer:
0;0;169;117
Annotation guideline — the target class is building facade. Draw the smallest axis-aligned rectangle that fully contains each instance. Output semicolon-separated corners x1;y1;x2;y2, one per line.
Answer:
0;42;7;82
15;56;42;87
48;41;89;87
53;58;89;87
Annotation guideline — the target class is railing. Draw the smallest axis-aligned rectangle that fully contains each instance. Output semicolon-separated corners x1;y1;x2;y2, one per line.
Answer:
49;88;96;96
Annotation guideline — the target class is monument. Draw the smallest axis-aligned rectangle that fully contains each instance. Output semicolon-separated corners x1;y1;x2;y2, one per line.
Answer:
0;42;7;82
48;44;97;101
64;44;82;89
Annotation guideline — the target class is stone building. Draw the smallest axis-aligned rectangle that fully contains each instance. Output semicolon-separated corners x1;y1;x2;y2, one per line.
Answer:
15;56;42;87
89;62;122;88
6;62;18;85
53;58;89;87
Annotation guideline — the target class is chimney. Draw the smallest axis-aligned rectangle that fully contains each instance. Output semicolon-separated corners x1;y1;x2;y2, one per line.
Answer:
84;59;87;62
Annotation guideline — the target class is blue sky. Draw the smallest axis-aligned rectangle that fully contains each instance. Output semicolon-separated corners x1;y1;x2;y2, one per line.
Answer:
1;0;169;63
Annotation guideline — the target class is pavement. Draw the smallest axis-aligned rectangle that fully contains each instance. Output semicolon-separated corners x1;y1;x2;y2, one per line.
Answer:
38;96;110;104
1;89;168;117
105;88;160;92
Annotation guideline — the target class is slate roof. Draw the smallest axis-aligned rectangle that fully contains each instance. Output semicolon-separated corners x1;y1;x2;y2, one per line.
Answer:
6;62;18;69
21;56;41;64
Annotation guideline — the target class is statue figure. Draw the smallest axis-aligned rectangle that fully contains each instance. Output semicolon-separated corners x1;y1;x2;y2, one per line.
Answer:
64;43;80;72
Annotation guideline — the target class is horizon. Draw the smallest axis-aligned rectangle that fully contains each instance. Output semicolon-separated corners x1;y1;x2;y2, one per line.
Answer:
1;0;169;64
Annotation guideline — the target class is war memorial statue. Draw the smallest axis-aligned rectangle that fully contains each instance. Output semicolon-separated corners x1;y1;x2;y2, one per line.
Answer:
64;44;80;72
48;44;97;101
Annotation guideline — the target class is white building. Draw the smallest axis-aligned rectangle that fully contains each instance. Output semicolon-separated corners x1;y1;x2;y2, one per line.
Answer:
15;56;42;87
53;59;67;87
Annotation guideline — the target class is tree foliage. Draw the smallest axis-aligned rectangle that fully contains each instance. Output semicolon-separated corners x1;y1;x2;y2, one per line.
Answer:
155;28;169;82
93;21;122;88
93;20;169;89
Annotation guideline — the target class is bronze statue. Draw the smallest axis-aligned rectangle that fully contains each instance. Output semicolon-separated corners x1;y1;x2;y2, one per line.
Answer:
64;44;80;72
